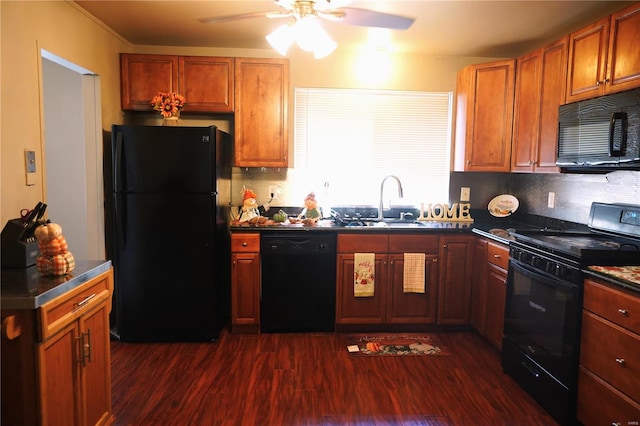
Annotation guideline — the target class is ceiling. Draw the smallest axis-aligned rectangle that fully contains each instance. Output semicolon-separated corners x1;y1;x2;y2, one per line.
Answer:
74;0;634;57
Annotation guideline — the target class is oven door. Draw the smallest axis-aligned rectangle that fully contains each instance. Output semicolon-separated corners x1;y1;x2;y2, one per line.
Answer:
503;258;582;387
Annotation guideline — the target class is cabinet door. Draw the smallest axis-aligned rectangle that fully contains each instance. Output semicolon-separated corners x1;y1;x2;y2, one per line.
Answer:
234;58;289;168
120;54;179;111
511;49;542;172
535;36;567;173
387;253;438;324
437;235;473;325
566;17;609;103
485;264;507;350
454;60;515;172
470;238;488;332
605;3;640;95
38;321;81;426
80;299;114;426
231;252;260;332
335;254;387;325
179;56;234;113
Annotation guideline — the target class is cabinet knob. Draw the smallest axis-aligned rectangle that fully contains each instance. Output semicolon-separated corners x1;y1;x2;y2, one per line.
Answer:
242;242;248;246
596;80;602;86
615;358;625;365
493;254;501;259
618;308;629;316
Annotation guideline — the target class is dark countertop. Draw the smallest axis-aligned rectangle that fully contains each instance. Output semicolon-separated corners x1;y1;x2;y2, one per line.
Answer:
1;260;112;310
584;267;640;294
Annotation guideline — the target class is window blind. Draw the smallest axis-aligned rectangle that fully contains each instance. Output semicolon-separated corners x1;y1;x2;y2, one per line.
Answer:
294;88;452;207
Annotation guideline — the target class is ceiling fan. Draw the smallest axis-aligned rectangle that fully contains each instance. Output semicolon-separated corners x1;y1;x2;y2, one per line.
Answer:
198;1;415;30
198;1;415;58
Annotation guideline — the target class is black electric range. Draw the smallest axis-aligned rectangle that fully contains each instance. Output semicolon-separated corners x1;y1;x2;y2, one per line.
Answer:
502;202;640;426
509;202;640;268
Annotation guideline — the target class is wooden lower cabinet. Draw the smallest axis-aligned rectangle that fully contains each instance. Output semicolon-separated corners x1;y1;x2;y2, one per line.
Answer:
577;277;640;425
470;237;508;349
437;235;474;325
230;233;261;333
1;268;114;426
335;234;439;328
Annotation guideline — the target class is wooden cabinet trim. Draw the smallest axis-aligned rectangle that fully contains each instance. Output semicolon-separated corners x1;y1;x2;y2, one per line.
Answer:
337;234;388;253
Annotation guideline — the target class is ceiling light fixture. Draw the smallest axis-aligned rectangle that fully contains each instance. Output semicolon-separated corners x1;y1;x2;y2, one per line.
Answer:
266;18;337;58
265;1;338;59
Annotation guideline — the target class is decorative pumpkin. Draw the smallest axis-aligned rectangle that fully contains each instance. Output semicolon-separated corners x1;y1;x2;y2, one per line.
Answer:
36;251;75;276
34;221;74;276
38;235;68;256
34;222;62;243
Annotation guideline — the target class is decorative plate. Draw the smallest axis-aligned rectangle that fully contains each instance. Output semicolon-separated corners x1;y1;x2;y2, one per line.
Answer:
488;194;519;217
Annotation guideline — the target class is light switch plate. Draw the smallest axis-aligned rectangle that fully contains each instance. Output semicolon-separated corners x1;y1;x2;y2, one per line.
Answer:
460;187;470;202
548;192;555;208
25;150;36;173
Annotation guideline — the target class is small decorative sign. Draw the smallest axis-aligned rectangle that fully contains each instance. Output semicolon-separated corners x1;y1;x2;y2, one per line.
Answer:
418;203;474;222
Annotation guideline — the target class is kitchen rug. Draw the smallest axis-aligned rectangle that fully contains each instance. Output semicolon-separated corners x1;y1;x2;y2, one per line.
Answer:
345;333;450;356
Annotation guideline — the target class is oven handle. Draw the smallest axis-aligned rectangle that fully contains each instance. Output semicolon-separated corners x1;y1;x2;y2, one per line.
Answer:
509;258;580;292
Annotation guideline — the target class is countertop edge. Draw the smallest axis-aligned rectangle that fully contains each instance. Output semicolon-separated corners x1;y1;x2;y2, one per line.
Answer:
1;260;112;310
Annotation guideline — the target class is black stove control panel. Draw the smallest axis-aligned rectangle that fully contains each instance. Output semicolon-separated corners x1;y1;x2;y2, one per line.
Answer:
510;245;583;284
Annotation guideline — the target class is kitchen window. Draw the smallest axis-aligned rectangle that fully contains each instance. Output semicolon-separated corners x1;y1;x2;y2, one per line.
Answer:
294;88;452;208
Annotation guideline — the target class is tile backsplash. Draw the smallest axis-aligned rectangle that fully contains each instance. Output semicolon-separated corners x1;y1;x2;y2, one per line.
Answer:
230;167;639;225
450;170;640;225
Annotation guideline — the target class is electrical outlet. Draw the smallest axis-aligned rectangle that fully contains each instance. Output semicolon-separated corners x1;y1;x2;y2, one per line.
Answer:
460;187;470;202
268;185;279;200
548;192;556;208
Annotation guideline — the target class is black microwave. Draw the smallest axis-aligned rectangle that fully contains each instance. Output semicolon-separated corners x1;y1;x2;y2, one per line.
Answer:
556;88;640;171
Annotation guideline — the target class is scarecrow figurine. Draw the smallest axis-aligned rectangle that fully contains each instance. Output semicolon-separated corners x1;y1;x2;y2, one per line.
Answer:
298;192;322;220
237;188;260;222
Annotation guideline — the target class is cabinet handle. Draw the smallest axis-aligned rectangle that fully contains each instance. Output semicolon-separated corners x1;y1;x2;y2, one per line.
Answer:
618;308;628;316
612;423;622;426
74;293;96;310
596;80;602;86
615;358;625;365
76;330;92;367
493;254;501;259
242;242;248;246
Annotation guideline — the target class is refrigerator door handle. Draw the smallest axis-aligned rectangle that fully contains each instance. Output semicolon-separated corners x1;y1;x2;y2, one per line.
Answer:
114;130;124;192
115;195;127;248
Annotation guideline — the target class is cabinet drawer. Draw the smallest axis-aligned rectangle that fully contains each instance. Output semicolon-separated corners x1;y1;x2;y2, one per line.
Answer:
231;233;260;252
584;278;640;334
577;366;640;426
487;242;509;270
388;234;438;253
580;310;640;402
39;270;112;341
337;234;388;253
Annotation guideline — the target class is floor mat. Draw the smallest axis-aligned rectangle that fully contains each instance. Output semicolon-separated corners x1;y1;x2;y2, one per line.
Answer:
344;333;450;356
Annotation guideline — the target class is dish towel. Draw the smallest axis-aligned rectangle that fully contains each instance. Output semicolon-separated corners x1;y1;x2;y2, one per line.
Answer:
403;253;426;293
354;253;375;297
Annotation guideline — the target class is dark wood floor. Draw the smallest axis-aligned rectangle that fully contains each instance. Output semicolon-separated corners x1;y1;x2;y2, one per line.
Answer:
110;330;559;425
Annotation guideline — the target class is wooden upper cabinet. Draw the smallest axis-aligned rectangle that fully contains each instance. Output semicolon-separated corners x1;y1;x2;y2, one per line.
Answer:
234;58;289;168
511;37;566;173
606;2;640;94
120;54;234;113
454;59;516;172
178;56;233;113
121;54;179;111
567;2;640;103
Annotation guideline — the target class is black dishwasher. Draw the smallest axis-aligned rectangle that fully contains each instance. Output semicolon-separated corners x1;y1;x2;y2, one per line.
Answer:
260;232;336;333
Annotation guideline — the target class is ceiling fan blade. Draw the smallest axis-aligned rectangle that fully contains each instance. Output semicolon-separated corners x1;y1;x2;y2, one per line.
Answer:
336;8;415;30
198;11;272;24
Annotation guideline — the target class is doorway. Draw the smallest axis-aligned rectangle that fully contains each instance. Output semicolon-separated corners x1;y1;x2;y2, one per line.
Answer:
41;50;105;260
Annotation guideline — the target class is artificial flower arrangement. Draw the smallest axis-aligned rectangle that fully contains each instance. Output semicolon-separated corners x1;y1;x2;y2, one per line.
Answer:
151;91;186;118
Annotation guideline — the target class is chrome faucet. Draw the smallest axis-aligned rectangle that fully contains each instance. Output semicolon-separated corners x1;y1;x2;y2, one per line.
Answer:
378;175;403;220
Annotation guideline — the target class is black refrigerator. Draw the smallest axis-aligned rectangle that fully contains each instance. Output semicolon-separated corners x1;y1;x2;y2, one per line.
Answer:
105;125;231;342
